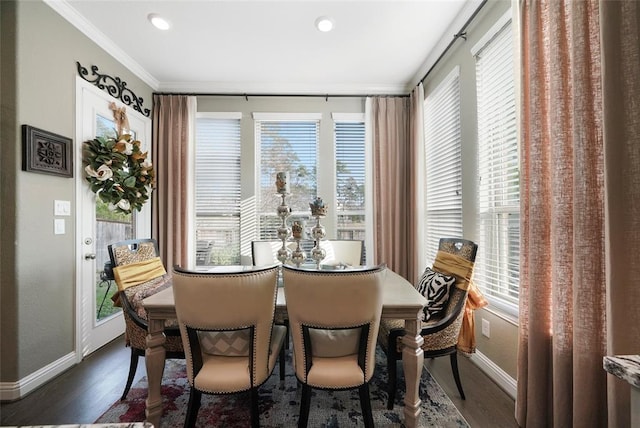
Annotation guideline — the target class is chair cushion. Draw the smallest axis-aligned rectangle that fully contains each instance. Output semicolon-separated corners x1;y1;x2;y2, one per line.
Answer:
417;267;456;321
199;330;251;356
309;328;361;358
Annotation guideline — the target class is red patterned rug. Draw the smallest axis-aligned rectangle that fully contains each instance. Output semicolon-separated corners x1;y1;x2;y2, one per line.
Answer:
96;348;468;427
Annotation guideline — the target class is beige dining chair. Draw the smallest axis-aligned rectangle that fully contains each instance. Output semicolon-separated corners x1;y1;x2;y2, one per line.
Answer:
282;264;386;428
378;237;478;409
251;240;300;265
319;239;365;266
108;238;184;401
172;264;286;428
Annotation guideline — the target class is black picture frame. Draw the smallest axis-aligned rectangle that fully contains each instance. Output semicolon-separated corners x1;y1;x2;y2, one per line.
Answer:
22;125;73;178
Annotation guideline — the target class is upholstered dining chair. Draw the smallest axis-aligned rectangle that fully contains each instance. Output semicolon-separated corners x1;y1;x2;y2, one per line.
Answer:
172;264;287;428
107;238;184;401
282;264;386;428
320;239;365;267
378;238;478;409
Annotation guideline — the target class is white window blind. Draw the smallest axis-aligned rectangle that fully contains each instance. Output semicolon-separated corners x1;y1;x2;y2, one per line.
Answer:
423;67;463;263
335;120;366;241
194;116;241;265
256;118;319;240
475;19;520;311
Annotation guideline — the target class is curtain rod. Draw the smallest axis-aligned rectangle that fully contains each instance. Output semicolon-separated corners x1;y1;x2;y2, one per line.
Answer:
418;0;488;84
152;92;409;100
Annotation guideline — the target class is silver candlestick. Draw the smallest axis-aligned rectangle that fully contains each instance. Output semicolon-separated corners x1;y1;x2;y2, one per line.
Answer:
276;193;292;264
290;220;306;267
310;215;327;269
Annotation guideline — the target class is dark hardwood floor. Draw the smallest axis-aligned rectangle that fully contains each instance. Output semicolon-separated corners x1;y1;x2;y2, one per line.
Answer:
1;335;518;427
0;336;145;426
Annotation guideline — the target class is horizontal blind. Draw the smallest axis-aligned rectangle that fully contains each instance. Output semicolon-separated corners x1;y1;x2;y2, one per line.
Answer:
257;119;319;240
194;117;241;265
423;68;463;263
335;120;366;241
475;19;520;309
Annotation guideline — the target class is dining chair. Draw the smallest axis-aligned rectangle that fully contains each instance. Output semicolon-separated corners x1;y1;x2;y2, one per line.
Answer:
319;239;365;266
251;240;299;265
378;237;478;409
172;264;286;428
282;264;386;428
107;238;184;401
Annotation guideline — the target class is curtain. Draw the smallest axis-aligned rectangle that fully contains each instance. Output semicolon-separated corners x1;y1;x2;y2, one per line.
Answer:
368;85;423;283
517;1;640;426
600;1;640;426
151;94;196;270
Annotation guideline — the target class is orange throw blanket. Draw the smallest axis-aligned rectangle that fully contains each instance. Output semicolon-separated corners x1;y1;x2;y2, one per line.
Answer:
457;281;488;354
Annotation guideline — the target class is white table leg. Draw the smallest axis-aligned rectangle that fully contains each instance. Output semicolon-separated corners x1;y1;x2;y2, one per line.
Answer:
401;317;425;428
145;318;166;428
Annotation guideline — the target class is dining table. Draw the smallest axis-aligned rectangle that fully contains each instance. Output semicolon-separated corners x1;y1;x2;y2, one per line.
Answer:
141;266;427;428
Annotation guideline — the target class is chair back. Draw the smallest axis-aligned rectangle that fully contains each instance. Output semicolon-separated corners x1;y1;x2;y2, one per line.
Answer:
107;238;171;323
431;238;477;317
108;238;159;267
172;265;280;389
320;240;365;266
283;265;386;385
251;240;284;265
425;238;478;349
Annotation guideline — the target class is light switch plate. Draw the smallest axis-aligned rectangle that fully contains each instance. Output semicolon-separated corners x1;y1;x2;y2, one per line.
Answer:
54;218;65;235
54;200;71;216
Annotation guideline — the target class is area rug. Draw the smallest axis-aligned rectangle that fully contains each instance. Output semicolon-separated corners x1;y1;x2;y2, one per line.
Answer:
96;348;468;427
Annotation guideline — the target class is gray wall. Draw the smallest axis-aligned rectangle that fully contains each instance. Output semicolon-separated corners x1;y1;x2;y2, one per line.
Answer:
421;0;519;380
1;0;153;382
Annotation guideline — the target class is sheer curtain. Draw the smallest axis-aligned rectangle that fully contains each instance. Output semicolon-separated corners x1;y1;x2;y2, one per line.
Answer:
367;84;424;283
151;94;196;270
517;1;639;426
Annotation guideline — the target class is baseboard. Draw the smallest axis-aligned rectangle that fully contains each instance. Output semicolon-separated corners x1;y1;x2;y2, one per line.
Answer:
468;350;517;400
0;352;77;401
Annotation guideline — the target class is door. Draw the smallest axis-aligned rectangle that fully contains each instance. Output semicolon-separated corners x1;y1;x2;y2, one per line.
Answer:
75;78;152;357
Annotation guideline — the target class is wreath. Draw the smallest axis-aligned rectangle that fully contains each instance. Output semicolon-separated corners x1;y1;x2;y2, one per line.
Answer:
83;133;155;214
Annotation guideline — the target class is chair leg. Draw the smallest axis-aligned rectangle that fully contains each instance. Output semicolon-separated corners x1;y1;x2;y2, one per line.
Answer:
359;383;374;428
185;388;202;428
450;352;466;400
279;340;286;381
387;350;397;410
298;384;312;428
120;348;140;400
250;388;260;428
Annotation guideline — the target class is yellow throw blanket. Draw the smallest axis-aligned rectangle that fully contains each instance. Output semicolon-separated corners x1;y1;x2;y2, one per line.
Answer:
432;251;474;290
111;257;167;306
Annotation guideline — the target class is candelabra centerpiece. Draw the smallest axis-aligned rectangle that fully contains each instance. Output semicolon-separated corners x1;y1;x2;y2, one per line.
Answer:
309;197;328;269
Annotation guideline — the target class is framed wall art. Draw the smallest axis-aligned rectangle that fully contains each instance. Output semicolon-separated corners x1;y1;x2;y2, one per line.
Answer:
22;125;73;178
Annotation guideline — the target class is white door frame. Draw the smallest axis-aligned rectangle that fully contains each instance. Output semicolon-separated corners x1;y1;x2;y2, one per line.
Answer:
74;77;152;360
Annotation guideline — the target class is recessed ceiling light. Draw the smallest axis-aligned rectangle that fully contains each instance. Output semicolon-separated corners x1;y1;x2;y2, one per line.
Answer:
148;13;171;30
315;16;334;32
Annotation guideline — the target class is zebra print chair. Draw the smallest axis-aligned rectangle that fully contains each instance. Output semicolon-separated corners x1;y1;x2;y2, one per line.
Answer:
377;237;478;409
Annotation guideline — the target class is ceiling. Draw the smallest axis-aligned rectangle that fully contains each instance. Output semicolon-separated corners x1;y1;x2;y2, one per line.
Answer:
47;0;483;96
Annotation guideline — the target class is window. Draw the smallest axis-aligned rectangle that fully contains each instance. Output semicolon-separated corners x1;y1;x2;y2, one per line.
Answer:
254;114;320;240
423;68;463;263
334;116;366;241
194;114;242;265
474;17;519;311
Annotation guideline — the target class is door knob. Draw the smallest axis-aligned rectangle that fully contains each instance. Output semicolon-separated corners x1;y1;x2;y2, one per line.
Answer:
85;253;97;260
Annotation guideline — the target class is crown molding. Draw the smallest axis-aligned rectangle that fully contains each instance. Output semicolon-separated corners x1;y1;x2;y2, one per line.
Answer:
44;0;159;91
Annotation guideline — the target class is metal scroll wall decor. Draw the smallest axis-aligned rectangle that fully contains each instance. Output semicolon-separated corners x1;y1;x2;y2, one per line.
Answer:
76;62;151;117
